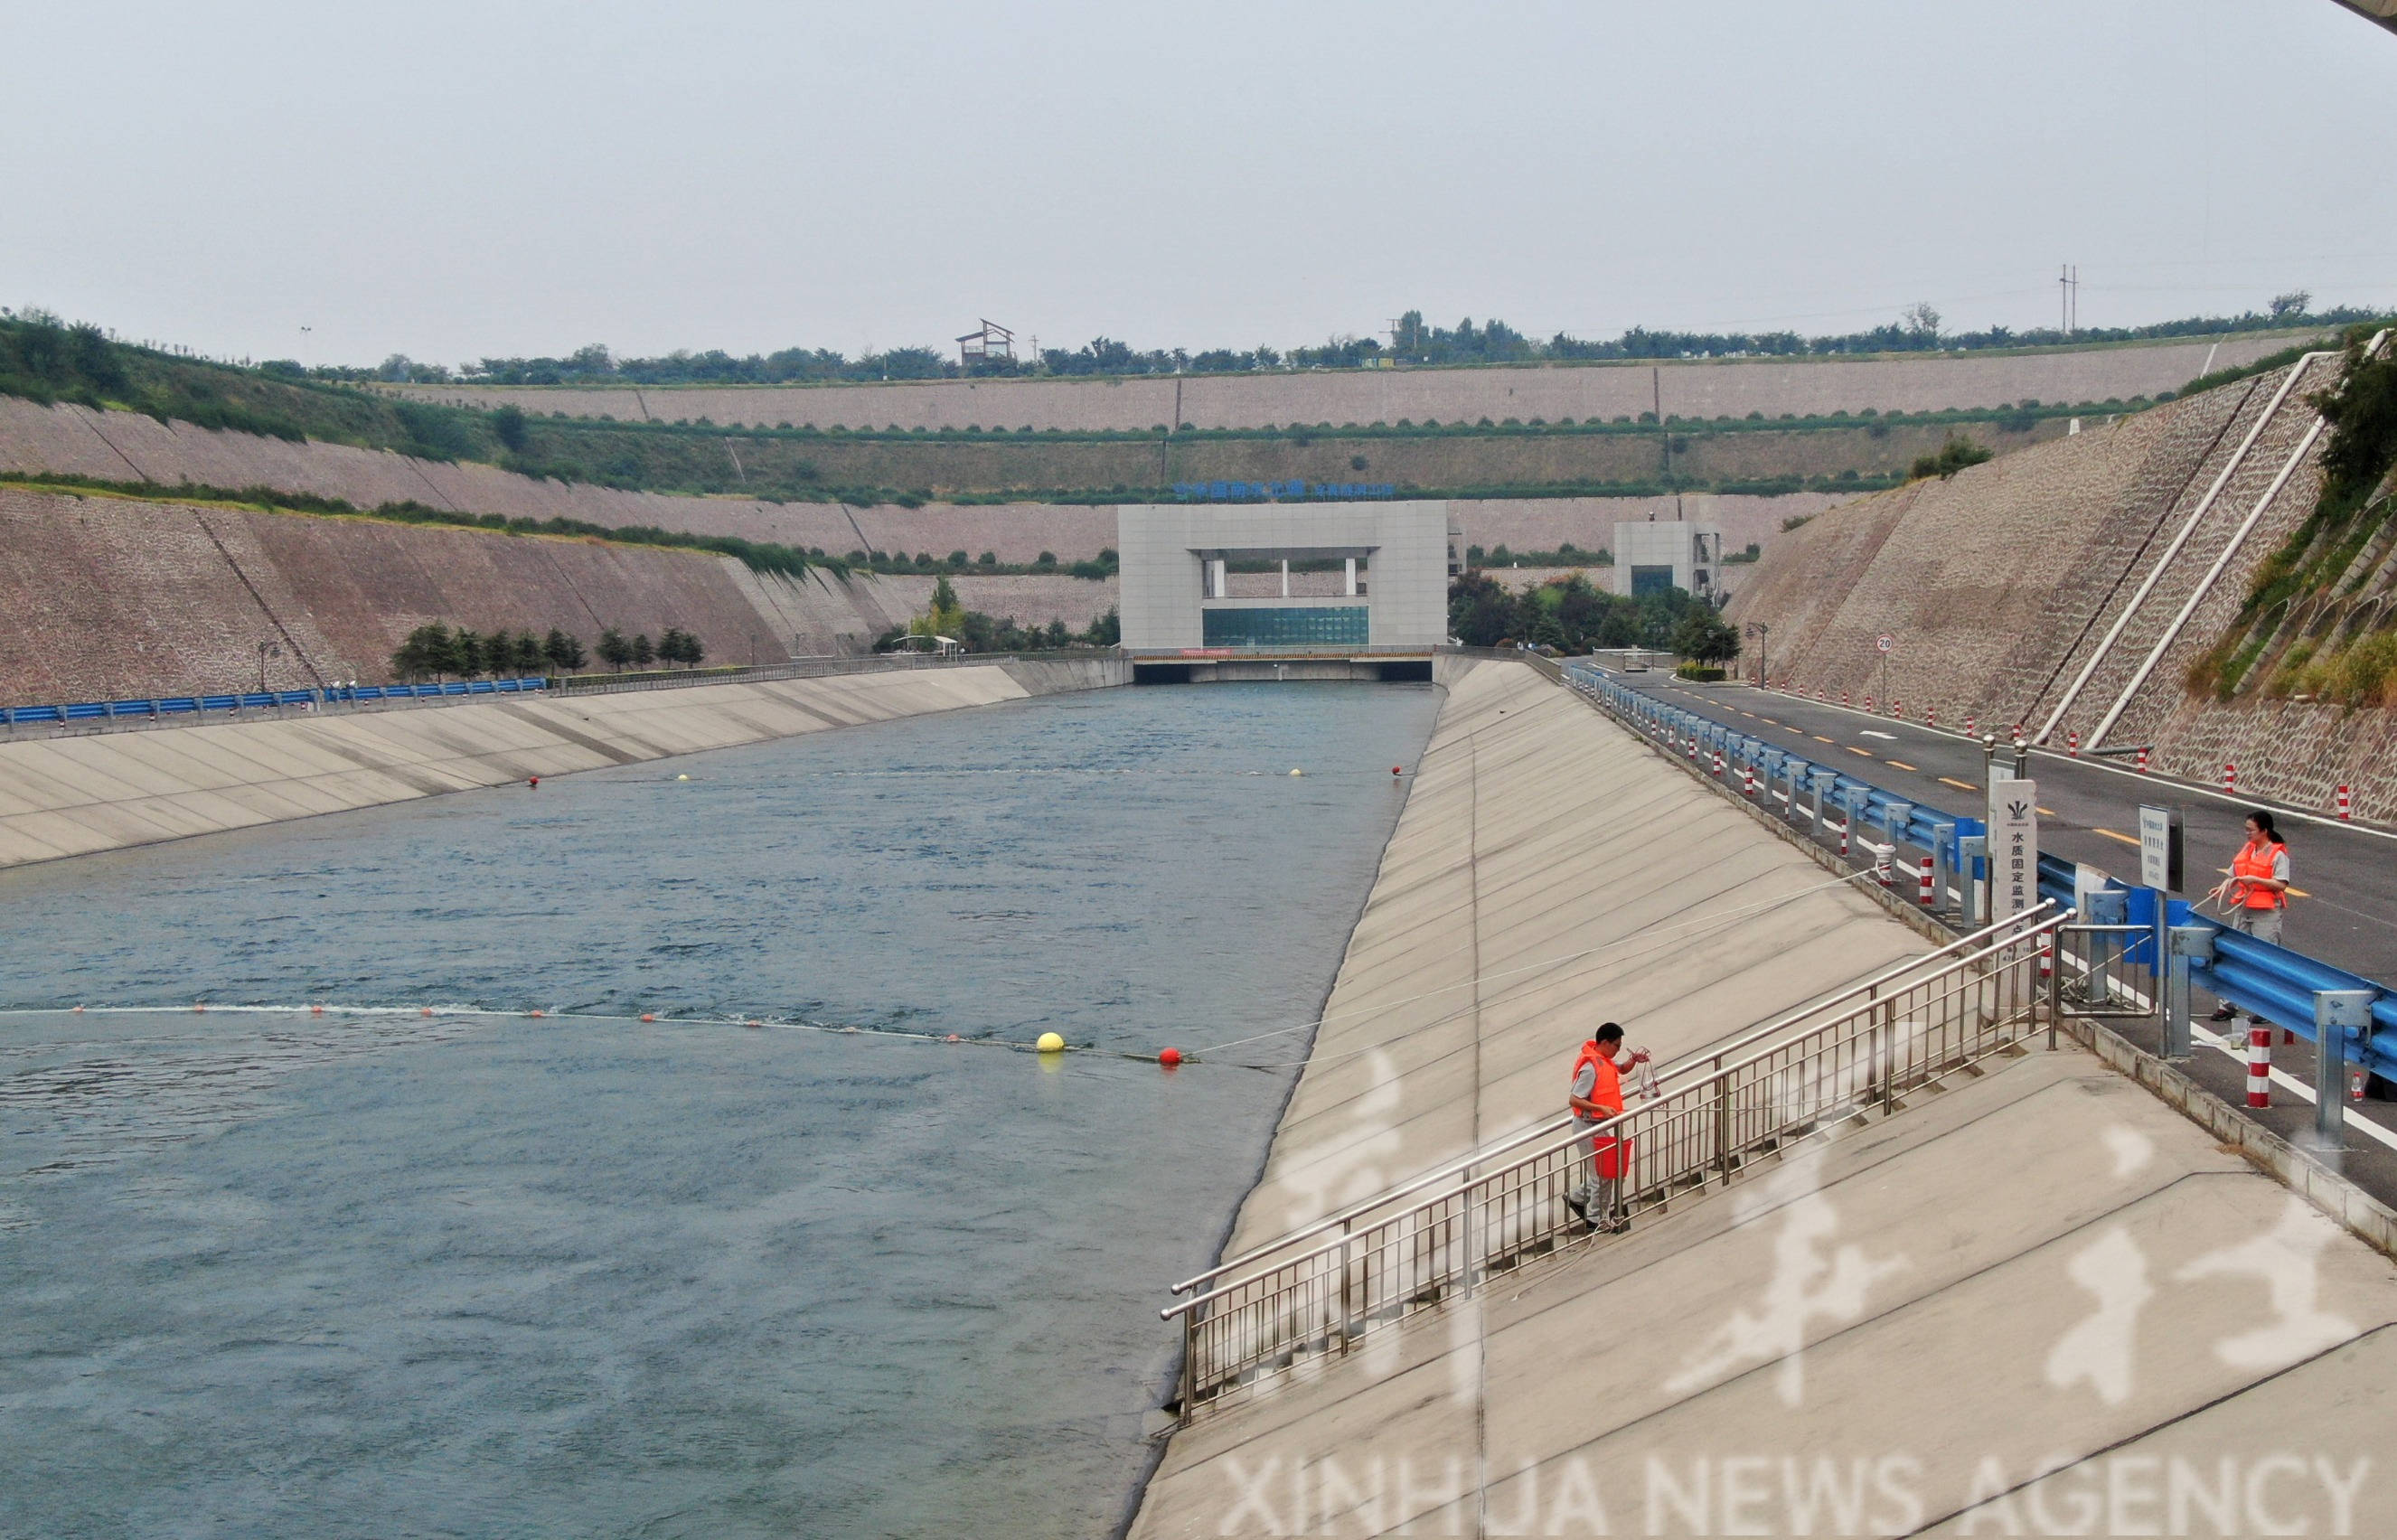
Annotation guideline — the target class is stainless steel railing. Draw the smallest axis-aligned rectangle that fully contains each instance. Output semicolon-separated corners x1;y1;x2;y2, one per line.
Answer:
1161;905;2070;1421
1166;900;2062;1306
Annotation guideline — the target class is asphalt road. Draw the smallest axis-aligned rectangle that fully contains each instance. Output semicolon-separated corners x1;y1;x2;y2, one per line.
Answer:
1591;667;2397;1195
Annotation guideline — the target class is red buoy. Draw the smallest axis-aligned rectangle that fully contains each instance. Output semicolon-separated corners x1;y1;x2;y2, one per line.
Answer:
1391;766;1402;776
528;775;540;788
1159;1047;1183;1067
640;1013;656;1022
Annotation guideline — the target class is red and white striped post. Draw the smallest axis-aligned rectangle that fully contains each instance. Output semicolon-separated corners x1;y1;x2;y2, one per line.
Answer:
2136;747;2149;775
1865;693;1875;712
1928;706;1938;729
1965;715;1977;737
1918;854;1935;906
1743;765;1756;796
2224;762;2237;793
1712;748;1725;776
2337;784;2352;821
2247;1022;2272;1108
2068;731;2080;758
1840;815;1851;859
1893;698;1904;719
1841;690;1849;706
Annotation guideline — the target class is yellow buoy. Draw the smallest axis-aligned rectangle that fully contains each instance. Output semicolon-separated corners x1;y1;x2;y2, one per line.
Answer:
1288;767;1303;777
1036;1030;1066;1053
676;774;691;781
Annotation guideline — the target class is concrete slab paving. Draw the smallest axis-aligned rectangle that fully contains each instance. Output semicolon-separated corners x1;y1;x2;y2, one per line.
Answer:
1133;659;2397;1539
0;664;1081;870
1211;659;1928;1262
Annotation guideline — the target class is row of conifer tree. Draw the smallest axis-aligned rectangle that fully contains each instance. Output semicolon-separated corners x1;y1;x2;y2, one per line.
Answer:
390;623;705;681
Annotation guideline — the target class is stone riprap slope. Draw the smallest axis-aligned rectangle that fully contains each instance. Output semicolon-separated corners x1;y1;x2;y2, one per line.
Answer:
383;333;2302;432
1728;353;2397;814
0;489;794;702
0;398;1842;572
0;396;844;533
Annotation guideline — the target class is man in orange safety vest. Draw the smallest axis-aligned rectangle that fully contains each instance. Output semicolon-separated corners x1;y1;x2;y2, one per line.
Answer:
1566;1022;1649;1230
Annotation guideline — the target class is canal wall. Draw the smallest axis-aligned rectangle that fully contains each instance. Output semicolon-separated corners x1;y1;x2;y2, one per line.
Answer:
1131;658;2397;1537
0;660;1124;869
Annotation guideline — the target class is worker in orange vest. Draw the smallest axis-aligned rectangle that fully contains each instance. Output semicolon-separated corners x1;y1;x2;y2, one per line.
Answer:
1566;1022;1649;1230
2208;810;2290;1027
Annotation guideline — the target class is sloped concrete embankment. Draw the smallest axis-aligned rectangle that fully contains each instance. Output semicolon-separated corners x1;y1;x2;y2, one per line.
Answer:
1133;660;2397;1538
1729;357;2397;818
0;662;1122;870
1195;659;1926;1270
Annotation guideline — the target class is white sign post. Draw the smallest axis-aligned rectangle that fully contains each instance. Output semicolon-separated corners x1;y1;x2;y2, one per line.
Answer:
2137;804;2183;893
1988;777;2039;921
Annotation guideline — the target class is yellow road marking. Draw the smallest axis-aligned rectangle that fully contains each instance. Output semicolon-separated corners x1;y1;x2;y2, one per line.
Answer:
1938;776;1979;792
1739;710;1756;718
1814;736;1836;744
2094;828;2140;848
1847;746;1876;758
1761;717;1779;725
1886;760;1917;772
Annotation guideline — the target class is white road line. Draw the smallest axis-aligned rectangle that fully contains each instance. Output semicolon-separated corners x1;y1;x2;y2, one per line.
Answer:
1747;687;2395;843
2190;1024;2397;1153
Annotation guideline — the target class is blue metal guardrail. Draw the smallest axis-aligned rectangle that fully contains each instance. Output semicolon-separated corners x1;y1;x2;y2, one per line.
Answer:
0;676;548;727
1562;662;2397;1086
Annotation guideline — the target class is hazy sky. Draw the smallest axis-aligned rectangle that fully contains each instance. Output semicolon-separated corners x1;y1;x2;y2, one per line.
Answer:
7;1;2392;369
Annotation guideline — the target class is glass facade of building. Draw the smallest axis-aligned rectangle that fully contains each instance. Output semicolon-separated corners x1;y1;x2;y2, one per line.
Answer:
1200;605;1370;647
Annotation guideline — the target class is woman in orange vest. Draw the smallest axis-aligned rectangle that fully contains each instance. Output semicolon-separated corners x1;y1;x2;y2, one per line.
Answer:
1566;1022;1649;1230
2207;810;2289;1025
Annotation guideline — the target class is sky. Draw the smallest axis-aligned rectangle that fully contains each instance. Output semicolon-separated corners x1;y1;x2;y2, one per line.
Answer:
5;0;2393;370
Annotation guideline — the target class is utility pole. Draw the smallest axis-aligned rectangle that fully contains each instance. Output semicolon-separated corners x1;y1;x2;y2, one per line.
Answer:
2059;265;2079;335
1745;621;1770;687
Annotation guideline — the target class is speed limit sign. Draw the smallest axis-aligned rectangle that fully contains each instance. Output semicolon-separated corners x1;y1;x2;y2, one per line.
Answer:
1875;634;1894;653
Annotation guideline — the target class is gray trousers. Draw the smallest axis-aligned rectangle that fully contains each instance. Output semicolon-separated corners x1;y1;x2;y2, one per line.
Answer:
1570;1122;1617;1220
2227;907;2285;1023
2230;906;2283;948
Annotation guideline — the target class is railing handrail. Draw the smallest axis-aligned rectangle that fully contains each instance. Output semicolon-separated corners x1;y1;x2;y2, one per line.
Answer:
1164;905;2071;1321
1168;897;2060;1297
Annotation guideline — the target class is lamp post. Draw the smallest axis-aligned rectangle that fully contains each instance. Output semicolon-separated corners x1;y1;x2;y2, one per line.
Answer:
258;640;279;693
1744;621;1770;689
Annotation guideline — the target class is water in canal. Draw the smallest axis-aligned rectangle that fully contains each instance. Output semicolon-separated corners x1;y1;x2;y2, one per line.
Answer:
0;681;1442;1538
